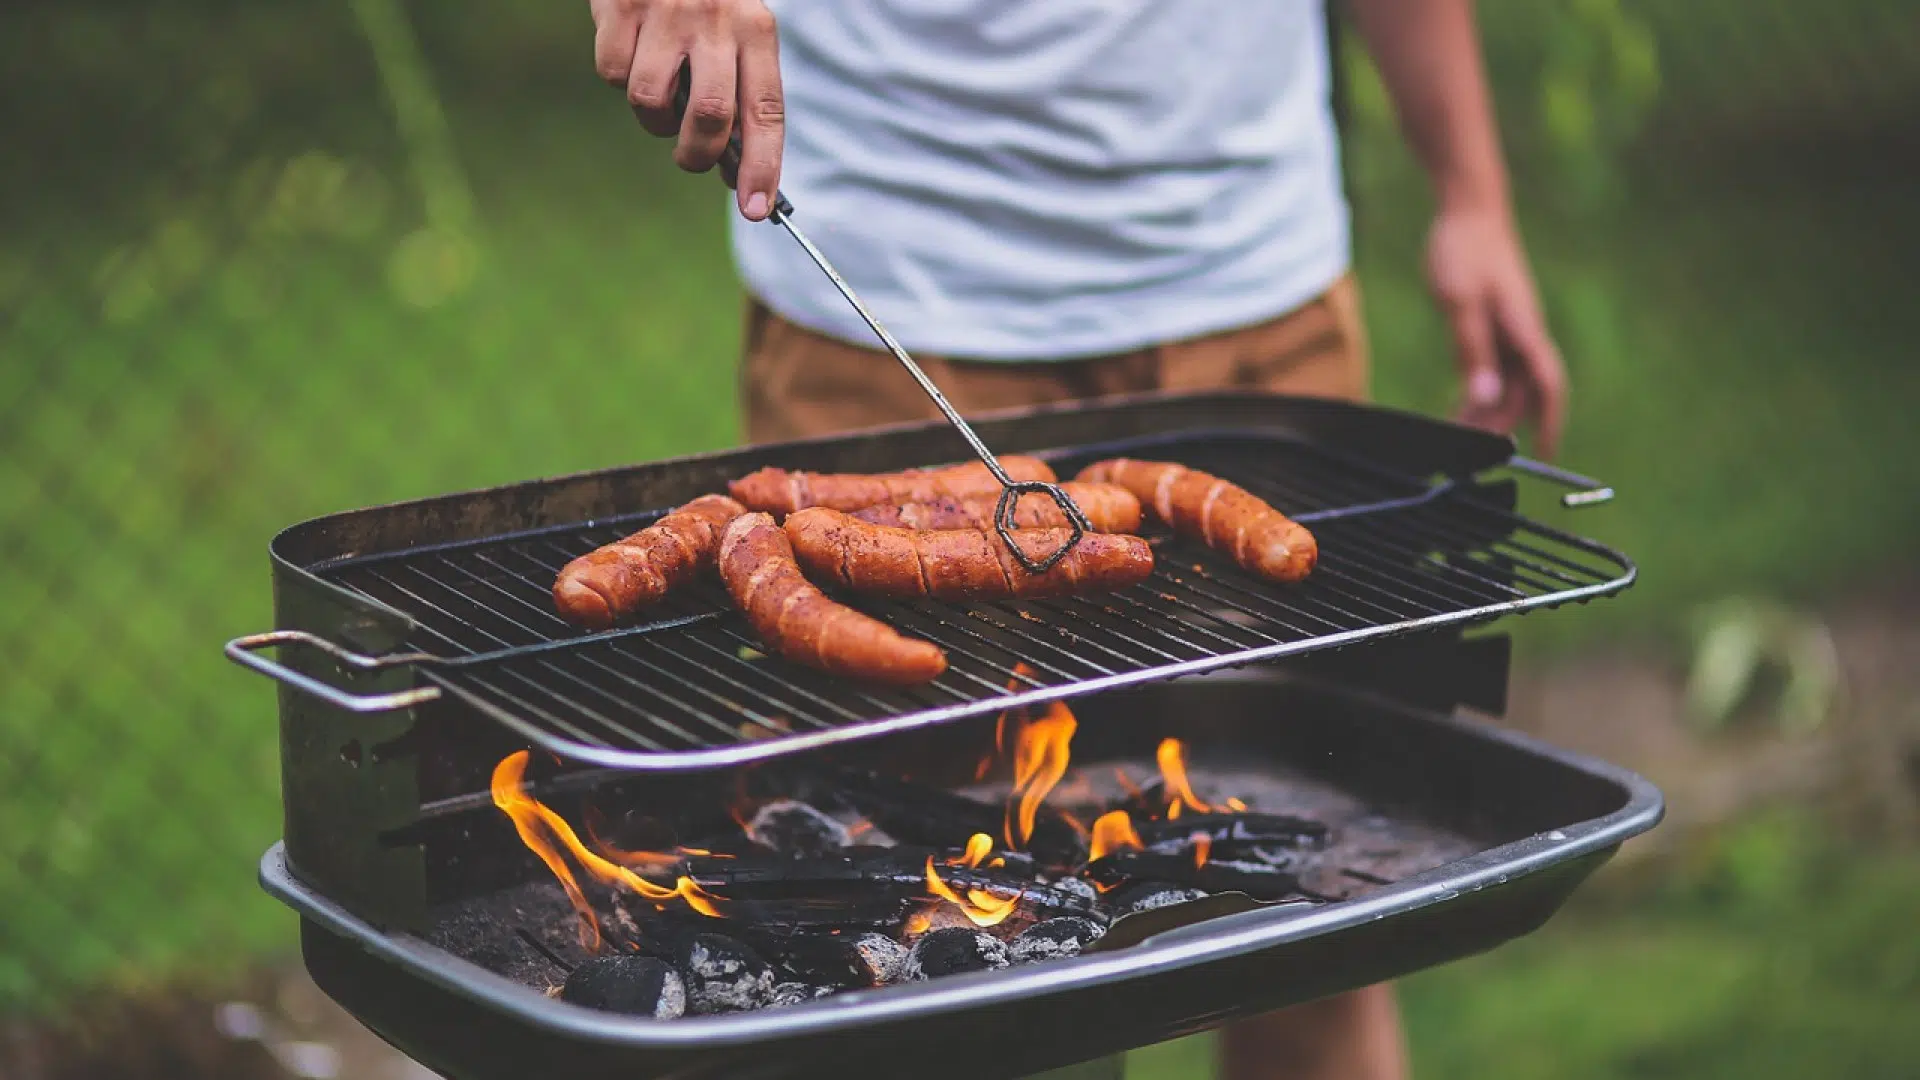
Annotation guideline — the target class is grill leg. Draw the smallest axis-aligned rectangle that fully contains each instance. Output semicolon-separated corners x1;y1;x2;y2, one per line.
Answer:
1022;1055;1126;1080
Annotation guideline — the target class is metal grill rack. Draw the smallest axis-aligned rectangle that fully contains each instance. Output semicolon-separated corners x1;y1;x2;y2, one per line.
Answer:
299;431;1633;770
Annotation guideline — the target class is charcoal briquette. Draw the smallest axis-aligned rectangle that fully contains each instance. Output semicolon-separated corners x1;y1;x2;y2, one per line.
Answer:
559;956;686;1020
675;933;778;1015
1009;917;1106;965
853;932;909;986
1110;881;1208;917
766;981;834;1008
1046;875;1100;908
902;927;1011;981
745;799;853;858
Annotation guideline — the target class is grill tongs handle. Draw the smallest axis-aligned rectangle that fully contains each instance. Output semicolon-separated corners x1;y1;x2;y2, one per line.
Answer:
666;66;1091;573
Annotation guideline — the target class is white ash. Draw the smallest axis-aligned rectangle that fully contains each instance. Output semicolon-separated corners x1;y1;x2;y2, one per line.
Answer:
1009;917;1105;965
681;936;777;1015
903;928;1011;981
766;982;833;1008
1120;886;1208;916
745;799;853;857
853;933;908;986
1046;875;1100;907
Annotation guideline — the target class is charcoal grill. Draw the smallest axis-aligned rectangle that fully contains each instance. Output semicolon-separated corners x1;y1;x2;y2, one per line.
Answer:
231;391;1661;1080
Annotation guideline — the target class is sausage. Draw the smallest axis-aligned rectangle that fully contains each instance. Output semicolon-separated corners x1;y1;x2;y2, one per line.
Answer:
718;513;948;685
849;482;1143;533
553;494;746;630
728;457;1058;515
1073;458;1317;583
782;508;1156;602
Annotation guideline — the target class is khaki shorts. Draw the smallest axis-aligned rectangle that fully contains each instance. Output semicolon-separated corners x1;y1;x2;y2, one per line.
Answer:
740;274;1372;442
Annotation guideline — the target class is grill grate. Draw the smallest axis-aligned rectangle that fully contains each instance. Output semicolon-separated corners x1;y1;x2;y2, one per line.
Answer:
316;432;1632;769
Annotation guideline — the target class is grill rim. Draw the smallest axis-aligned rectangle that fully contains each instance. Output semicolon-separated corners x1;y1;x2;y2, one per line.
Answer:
260;698;1664;1048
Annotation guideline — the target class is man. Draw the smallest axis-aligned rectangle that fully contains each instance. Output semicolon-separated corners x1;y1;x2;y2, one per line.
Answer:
591;1;1564;1075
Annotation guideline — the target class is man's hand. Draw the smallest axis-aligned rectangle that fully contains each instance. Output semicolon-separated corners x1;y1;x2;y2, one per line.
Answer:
1427;204;1566;458
591;0;785;221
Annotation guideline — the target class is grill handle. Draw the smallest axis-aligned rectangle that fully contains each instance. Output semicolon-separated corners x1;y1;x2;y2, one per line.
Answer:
225;630;443;713
1507;456;1615;508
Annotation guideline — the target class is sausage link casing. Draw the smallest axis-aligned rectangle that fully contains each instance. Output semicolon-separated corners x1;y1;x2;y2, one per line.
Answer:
783;508;1155;602
849;482;1143;533
729;457;1058;516
553;494;746;629
1074;458;1317;583
718;513;948;685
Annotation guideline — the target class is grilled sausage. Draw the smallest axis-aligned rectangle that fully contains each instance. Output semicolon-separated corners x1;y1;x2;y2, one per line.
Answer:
729;457;1058;516
849;482;1143;534
1074;458;1317;583
554;494;746;630
718;513;948;685
783;508;1155;601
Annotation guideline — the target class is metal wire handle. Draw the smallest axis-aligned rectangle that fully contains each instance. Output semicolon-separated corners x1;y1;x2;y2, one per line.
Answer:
666;67;1089;573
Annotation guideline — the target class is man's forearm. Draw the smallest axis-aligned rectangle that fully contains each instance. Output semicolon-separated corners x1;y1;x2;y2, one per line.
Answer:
1344;0;1511;216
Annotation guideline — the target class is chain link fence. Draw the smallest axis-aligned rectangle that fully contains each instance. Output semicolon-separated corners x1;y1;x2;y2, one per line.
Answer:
2;0;1916;1071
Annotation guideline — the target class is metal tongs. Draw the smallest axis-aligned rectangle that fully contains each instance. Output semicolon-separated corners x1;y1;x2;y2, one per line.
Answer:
667;74;1091;574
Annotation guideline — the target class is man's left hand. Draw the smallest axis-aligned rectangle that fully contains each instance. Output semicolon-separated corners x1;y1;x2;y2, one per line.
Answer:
1425;205;1567;459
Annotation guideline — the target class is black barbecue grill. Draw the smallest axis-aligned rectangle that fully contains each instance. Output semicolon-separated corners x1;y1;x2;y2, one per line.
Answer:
231;392;1662;1080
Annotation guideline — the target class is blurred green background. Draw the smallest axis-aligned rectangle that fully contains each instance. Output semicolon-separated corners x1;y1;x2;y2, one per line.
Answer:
1;0;1916;1076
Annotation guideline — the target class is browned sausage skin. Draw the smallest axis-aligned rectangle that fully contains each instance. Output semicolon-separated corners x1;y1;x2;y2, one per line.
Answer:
783;508;1155;602
729;457;1058;516
848;482;1143;534
1074;458;1317;583
718;513;948;685
553;494;746;630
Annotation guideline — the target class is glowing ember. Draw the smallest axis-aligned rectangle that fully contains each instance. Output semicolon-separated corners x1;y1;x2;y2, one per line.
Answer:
1156;738;1212;816
1002;700;1077;851
491;752;724;952
1088;810;1144;862
904;911;933;936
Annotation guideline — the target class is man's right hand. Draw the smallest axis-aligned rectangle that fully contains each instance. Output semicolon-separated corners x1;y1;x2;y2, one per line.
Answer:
591;0;786;221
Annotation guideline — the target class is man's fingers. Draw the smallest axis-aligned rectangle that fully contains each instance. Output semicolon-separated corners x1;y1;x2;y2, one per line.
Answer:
1496;291;1567;459
1447;298;1503;430
733;6;784;219
593;6;641;88
626;16;683;138
676;43;738;173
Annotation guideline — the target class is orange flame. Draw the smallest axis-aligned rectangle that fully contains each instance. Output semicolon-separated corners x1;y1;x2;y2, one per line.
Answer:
924;841;1023;928
1156;738;1212;817
1191;832;1212;869
904;911;933;937
1088;810;1144;862
491;752;725;951
1225;797;1248;813
1002;700;1077;850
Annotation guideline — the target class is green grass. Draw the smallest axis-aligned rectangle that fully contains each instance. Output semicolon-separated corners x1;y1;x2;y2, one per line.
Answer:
2;8;1918;1073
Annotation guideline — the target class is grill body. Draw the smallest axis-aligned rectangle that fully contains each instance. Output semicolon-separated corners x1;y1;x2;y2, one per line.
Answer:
264;665;1662;1080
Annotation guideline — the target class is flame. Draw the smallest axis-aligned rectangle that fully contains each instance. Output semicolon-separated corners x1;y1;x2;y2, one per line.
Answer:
978;664;1037;781
1225;797;1248;813
924;854;1022;928
1002;700;1077;850
1156;738;1212;816
1058;809;1089;840
904;911;933;937
1191;831;1212;869
1088;810;1143;862
491;752;725;951
950;832;994;869
1114;768;1143;799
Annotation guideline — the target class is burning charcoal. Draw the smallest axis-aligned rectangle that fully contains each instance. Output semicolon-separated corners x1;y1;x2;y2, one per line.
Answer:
1135;813;1330;856
854;933;909;986
1009;917;1105;965
559;956;686;1020
1046;875;1100;909
672;934;778;1015
687;848;1097;921
1108;881;1209;917
835;769;1086;868
746;799;853;858
903;927;1011;981
1083;851;1300;901
766;981;834;1008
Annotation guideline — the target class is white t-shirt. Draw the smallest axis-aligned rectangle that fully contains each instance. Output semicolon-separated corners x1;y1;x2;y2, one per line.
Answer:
729;0;1350;362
